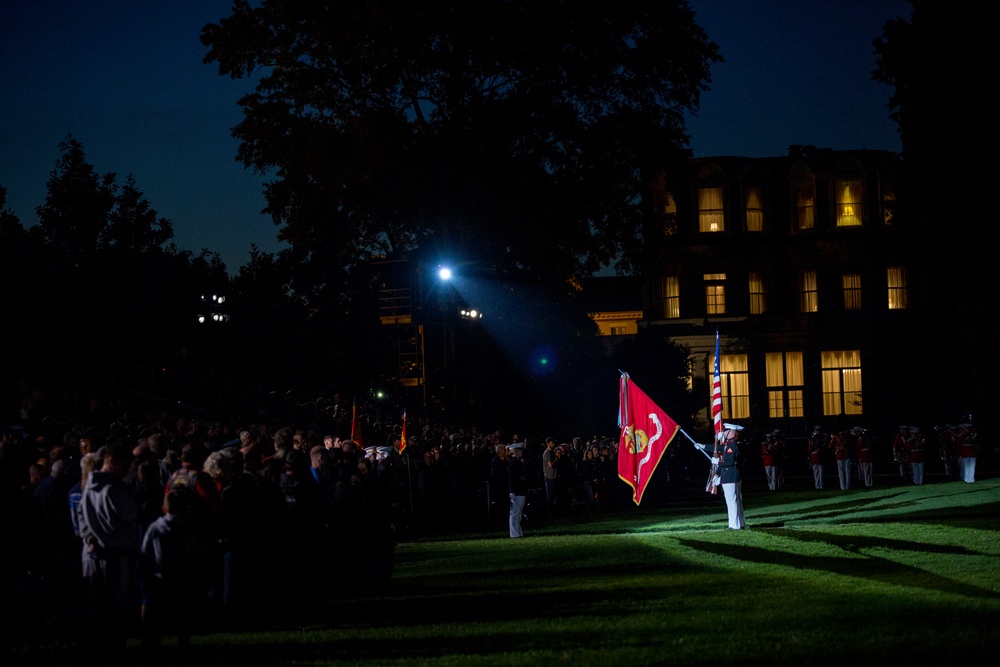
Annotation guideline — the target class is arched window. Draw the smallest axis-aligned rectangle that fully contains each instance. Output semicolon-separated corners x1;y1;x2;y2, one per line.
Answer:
743;165;769;232
789;162;815;231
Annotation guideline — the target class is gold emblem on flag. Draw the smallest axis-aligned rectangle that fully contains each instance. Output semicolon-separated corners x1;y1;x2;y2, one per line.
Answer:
624;424;649;454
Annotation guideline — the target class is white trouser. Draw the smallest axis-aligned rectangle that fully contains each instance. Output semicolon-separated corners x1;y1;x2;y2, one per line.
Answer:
509;494;526;537
722;482;745;529
837;460;852;489
960;457;976;483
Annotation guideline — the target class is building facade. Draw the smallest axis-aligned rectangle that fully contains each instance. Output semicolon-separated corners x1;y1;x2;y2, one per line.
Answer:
639;145;929;441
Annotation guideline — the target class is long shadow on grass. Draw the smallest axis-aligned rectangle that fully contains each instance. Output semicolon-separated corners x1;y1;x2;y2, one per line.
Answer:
675;535;998;599
750;492;911;525
751;481;1000;528
154;547;712;665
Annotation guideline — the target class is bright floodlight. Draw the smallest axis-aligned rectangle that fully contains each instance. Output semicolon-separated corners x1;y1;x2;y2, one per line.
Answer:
438;266;452;281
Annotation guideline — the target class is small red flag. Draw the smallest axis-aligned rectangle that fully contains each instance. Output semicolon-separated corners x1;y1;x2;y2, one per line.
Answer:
399;409;408;454
351;401;364;447
617;373;681;505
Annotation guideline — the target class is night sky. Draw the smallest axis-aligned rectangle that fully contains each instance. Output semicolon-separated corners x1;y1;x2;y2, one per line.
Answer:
0;0;910;274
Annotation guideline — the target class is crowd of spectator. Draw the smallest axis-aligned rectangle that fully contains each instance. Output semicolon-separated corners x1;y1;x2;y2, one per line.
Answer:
1;382;630;655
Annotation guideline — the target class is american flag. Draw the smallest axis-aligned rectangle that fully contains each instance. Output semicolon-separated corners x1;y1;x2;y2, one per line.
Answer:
707;329;723;494
712;330;723;442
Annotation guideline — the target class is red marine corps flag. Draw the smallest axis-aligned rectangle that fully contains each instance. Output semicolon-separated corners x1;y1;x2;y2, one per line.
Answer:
618;372;681;505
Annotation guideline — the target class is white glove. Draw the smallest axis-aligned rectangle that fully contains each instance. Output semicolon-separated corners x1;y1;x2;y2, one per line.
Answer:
711;457;720;465
696;443;706;451
509;492;516;501
713;475;721;486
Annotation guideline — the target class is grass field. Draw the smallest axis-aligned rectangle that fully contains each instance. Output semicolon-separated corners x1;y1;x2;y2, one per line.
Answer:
19;470;1000;665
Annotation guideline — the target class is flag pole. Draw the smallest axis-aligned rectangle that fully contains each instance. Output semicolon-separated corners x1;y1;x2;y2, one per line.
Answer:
679;428;714;460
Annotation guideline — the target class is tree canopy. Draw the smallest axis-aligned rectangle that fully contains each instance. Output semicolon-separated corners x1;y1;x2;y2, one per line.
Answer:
201;0;721;295
872;0;997;421
1;138;233;395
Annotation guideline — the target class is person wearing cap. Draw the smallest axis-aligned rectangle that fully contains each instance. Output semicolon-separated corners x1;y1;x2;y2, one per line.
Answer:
831;428;853;490
936;425;958;479
853;427;875;487
696;424;746;529
956;424;978;483
762;430;782;491
507;442;528;538
907;427;926;485
808;425;830;490
892;426;913;483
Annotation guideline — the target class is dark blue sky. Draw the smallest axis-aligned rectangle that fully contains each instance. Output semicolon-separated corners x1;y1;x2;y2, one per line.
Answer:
0;0;910;274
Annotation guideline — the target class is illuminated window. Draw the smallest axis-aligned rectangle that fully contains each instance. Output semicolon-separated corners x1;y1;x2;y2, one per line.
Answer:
766;351;804;418
704;273;726;315
835;178;863;227
888;267;908;309
660;276;680;319
749;273;766;314
745;187;763;232
842;274;862;310
821;350;863;416
698;187;724;232
610;326;627;336
800;271;818;313
710;352;750;420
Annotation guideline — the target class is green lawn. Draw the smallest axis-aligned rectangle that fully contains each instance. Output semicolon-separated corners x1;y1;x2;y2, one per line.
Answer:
27;474;1000;665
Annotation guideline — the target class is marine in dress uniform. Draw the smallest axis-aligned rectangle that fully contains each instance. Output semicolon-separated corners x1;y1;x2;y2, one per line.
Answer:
892;426;913;482
808;426;829;490
697;423;746;529
831;430;853;490
937;425;958;479
956;424;978;483
762;430;781;491
907;428;926;485
854;427;875;487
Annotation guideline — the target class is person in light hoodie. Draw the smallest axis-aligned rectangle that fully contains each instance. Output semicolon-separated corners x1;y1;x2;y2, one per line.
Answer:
77;439;140;651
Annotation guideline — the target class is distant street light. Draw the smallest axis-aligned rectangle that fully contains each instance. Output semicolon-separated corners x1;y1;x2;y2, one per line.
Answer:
197;293;230;324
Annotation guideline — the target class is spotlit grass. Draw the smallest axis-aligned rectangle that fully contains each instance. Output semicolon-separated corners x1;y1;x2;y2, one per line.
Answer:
77;477;1000;664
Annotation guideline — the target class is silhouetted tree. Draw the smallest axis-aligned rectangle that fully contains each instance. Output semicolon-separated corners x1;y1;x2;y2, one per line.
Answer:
873;0;997;422
6;138;232;392
35;136;117;262
201;1;720;304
